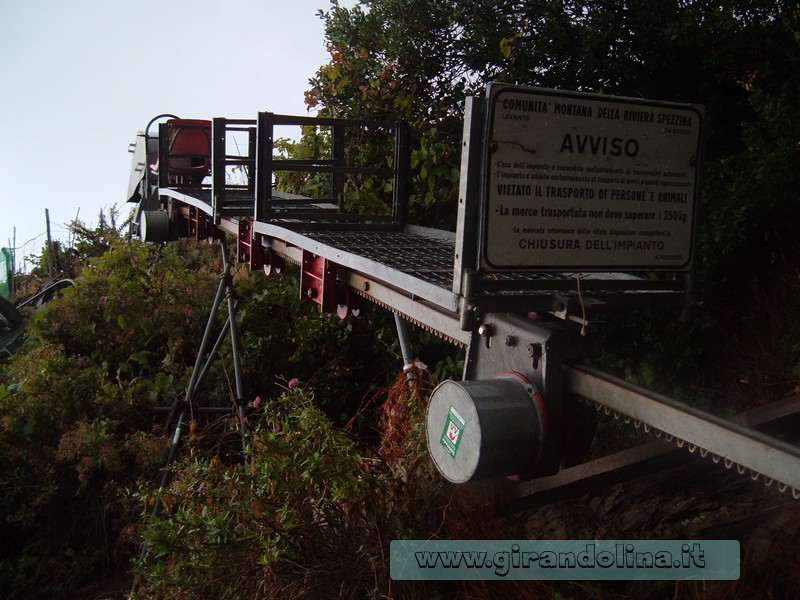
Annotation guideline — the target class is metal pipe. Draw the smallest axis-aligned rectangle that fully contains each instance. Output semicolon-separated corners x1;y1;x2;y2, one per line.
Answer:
394;313;414;385
226;279;248;450
192;318;230;393
134;407;186;593
165;264;228;430
221;237;249;451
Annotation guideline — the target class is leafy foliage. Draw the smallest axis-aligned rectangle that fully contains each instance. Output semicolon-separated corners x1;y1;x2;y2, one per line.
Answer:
133;385;440;599
0;232;435;598
0;237;220;598
307;1;465;228
273;126;332;198
229;264;401;423
311;0;800;401
133;369;545;600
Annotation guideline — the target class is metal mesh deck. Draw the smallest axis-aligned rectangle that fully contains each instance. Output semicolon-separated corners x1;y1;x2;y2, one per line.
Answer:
307;231;456;289
162;188;680;301
300;230;657;295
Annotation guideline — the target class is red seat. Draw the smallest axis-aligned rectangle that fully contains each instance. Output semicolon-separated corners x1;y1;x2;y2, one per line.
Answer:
166;119;212;181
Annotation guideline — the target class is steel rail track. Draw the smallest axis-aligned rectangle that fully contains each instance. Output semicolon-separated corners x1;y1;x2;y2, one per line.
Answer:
566;365;800;498
506;395;800;512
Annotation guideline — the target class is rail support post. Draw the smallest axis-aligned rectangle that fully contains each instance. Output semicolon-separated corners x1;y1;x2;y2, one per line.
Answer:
133;236;249;593
394;313;415;386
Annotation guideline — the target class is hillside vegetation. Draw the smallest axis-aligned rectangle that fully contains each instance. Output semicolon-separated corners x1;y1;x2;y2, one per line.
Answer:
2;228;571;598
302;0;800;408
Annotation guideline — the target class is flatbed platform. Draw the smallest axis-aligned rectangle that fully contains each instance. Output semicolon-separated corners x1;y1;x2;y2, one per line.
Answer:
131;107;692;341
164;187;686;344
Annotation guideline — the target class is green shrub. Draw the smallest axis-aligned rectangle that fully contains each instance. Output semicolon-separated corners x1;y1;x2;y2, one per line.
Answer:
133;385;446;599
0;238;220;598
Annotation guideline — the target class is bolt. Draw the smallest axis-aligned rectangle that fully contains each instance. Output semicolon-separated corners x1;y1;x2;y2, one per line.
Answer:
527;343;543;369
504;335;517;347
306;287;318;299
477;323;495;349
478;323;494;337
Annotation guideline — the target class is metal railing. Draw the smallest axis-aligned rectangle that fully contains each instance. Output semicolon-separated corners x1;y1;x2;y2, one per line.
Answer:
211;118;257;219
255;112;410;230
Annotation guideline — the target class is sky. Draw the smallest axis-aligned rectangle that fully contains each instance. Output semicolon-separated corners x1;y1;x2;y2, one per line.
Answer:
0;0;353;271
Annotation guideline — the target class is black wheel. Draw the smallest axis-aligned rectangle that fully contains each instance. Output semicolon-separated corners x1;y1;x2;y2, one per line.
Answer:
140;210;171;243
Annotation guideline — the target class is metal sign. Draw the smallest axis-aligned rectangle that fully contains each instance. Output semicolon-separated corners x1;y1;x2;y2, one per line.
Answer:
482;85;703;270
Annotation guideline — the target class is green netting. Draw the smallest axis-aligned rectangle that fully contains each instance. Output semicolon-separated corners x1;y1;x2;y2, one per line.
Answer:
0;248;12;298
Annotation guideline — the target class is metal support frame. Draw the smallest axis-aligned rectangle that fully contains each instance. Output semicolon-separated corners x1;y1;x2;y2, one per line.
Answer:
255;111;274;223
300;250;337;311
187;204;216;242
131;89;708;490
507;395;800;512
237;219;263;269
463;314;597;475
157;122;169;193
205;238;249;437
160;235;249;482
212;117;258;221
332;123;345;212
211;117;226;221
135;237;249;589
453;96;484;297
392;120;411;226
567;366;800;495
254;111;410;230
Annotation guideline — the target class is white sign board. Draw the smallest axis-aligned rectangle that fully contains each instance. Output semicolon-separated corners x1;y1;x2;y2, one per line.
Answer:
483;85;703;270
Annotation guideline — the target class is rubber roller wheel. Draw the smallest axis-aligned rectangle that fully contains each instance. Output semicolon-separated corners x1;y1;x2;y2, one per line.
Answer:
263;251;284;276
336;284;361;319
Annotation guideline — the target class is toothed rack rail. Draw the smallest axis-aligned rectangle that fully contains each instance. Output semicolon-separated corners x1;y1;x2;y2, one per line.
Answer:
126;84;800;497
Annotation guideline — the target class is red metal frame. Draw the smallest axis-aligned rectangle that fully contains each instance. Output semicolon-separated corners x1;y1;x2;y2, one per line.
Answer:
300;250;337;311
187;206;216;242
237;220;263;270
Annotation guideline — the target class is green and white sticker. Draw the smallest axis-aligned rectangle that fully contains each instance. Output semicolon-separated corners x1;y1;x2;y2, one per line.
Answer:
440;405;466;459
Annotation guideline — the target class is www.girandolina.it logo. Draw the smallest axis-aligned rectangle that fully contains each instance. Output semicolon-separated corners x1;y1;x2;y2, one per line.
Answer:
415;542;705;575
390;540;739;581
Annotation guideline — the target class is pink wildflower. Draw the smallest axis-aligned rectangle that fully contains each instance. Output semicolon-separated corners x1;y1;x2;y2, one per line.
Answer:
288;378;300;390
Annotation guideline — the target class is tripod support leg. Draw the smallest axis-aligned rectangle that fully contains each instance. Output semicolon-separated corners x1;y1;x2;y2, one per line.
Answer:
220;236;249;451
133;237;251;593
